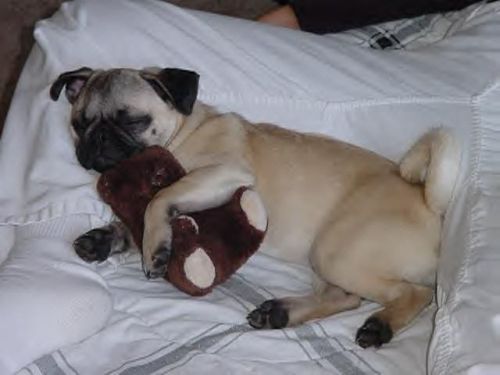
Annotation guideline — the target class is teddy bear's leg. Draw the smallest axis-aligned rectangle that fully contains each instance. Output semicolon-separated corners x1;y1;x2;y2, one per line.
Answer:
183;247;216;289
240;189;267;231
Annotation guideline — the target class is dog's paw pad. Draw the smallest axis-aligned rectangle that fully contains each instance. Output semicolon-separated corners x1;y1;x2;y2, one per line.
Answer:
247;299;289;329
355;317;393;348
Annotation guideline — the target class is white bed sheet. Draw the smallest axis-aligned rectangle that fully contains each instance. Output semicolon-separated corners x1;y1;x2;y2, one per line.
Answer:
1;0;500;374
17;241;434;375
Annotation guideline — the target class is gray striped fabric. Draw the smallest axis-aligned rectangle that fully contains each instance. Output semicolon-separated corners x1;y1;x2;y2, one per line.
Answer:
34;356;65;375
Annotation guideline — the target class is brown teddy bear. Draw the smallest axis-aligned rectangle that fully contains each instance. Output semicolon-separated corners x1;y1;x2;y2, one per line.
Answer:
97;146;267;296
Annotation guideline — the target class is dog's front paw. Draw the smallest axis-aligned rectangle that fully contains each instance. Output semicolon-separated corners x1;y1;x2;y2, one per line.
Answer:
247;300;289;329
142;227;172;279
146;243;171;279
73;227;115;262
142;204;174;279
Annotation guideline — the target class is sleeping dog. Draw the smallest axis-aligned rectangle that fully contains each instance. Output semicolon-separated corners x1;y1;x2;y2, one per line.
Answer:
50;67;459;348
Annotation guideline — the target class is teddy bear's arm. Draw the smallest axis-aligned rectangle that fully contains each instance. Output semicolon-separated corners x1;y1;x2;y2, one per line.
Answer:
142;163;255;278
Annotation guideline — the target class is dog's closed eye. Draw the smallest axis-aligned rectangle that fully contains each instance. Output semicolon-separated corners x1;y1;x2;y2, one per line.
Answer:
114;110;152;131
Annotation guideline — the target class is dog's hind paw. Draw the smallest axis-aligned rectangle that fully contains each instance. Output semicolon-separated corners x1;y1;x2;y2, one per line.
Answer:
247;299;289;329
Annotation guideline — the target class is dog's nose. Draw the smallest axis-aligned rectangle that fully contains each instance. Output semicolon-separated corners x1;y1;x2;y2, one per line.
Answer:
76;147;95;170
81;158;95;170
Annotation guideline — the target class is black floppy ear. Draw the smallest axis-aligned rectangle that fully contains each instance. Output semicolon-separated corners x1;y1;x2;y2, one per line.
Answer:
50;67;94;104
140;68;199;115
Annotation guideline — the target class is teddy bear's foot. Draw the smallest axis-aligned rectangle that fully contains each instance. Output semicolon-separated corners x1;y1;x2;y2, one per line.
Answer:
240;189;267;232
183;247;216;289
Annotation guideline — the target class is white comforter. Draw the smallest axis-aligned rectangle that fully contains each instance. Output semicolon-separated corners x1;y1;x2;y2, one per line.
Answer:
1;1;500;374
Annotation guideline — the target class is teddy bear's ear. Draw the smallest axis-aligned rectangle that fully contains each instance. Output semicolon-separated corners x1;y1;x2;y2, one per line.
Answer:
173;215;200;236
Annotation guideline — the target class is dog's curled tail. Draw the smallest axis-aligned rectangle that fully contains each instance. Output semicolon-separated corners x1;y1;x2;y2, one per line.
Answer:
399;128;461;215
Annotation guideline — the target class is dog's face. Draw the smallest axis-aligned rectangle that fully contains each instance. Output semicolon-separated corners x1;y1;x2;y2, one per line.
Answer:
50;67;199;172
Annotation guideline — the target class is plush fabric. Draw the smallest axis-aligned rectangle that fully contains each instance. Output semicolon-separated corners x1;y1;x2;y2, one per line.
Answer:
97;146;267;296
97;146;186;248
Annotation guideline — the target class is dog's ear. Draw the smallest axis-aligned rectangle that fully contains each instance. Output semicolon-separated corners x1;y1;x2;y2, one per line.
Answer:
140;68;199;115
50;67;94;104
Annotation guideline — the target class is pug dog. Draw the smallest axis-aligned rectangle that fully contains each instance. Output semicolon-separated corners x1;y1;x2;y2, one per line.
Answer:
50;66;459;348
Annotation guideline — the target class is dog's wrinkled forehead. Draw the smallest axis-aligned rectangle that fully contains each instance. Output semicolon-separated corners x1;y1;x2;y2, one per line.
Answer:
74;69;155;118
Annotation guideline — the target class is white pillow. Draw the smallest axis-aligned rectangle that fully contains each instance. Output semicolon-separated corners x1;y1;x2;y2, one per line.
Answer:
0;216;112;374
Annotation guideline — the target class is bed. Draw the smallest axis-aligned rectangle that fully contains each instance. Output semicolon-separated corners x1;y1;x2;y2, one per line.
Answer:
0;0;499;374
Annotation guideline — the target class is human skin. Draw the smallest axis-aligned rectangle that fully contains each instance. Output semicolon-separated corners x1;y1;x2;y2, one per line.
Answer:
257;5;299;29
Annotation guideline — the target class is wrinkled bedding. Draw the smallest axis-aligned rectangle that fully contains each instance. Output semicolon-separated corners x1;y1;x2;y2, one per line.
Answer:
1;0;500;374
